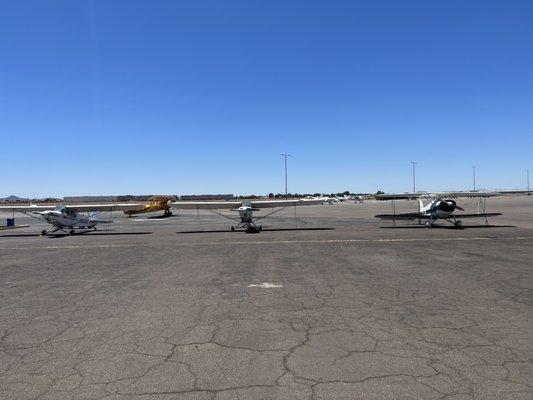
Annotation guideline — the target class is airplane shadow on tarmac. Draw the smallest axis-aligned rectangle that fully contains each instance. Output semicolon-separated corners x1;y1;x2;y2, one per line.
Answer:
139;214;177;219
177;227;336;234
0;232;153;238
380;225;516;230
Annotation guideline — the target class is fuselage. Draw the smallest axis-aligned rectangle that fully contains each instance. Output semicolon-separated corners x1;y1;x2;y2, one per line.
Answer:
123;197;171;216
39;207;97;229
237;202;254;223
420;199;457;219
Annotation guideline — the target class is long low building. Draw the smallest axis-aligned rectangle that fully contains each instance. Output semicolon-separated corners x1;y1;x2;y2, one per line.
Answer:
179;194;234;201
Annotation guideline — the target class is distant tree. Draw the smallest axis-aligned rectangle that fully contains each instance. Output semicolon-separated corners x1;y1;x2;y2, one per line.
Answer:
268;192;274;198
343;191;350;196
375;190;384;195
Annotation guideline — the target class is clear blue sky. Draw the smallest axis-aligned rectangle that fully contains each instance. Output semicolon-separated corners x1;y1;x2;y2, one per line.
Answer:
1;0;532;197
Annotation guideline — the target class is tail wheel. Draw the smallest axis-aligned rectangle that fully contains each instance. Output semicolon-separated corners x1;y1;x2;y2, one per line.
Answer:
230;226;235;232
69;230;76;236
41;230;47;237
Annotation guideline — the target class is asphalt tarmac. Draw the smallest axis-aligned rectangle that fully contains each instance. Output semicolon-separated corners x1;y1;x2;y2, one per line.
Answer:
1;196;532;399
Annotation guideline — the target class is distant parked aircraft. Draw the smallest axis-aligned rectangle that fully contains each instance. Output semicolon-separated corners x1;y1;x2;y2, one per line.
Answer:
169;198;322;233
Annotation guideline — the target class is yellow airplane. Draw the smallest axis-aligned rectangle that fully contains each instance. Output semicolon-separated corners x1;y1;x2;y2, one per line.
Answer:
123;196;173;217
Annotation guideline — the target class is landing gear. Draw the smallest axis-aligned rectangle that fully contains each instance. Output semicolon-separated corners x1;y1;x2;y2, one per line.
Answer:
93;226;97;231
163;210;173;217
41;230;47;237
69;230;76;236
231;223;262;233
424;221;434;228
454;220;462;227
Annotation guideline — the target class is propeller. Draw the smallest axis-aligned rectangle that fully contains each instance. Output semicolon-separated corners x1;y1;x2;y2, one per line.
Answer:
442;199;464;212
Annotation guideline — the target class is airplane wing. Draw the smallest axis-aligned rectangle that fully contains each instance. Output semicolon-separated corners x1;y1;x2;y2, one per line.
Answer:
374;194;419;201
0;204;143;213
375;191;502;200
249;199;324;208
437;191;501;198
169;198;323;210
169;201;241;210
0;205;57;212
375;212;502;220
62;204;143;212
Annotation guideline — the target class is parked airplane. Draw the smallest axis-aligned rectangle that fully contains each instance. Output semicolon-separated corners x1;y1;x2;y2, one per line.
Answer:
0;203;141;236
375;197;501;227
169;198;322;233
123;196;173;217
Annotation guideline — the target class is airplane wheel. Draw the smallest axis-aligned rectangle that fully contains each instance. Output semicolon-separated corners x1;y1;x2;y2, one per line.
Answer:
454;220;462;227
259;225;263;231
69;230;76;236
230;226;235;232
41;230;47;237
93;226;97;231
424;221;432;228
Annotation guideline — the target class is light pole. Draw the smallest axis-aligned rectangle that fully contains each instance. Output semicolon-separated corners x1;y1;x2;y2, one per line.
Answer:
281;153;291;198
472;166;476;191
411;161;417;194
527;169;530;195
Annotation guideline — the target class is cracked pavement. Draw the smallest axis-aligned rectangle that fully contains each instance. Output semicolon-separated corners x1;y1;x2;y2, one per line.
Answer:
1;196;532;399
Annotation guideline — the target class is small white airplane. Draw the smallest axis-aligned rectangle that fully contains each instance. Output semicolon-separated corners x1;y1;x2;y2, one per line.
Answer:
318;196;340;205
0;203;141;236
375;196;501;228
169;198;323;233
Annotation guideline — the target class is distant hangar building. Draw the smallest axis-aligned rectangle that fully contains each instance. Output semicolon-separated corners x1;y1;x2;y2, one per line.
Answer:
179;194;234;201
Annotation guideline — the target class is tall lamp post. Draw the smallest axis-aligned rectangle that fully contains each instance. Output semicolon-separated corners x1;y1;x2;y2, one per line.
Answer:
472;166;476;191
281;153;291;198
411;161;417;194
